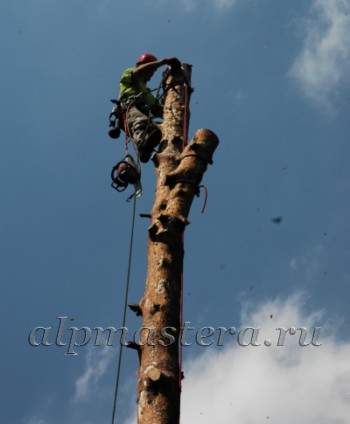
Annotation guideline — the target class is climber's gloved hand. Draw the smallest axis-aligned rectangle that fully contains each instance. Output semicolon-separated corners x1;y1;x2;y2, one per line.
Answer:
163;57;182;68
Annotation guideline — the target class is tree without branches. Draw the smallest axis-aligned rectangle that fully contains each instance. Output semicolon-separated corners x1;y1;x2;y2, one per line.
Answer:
129;63;219;424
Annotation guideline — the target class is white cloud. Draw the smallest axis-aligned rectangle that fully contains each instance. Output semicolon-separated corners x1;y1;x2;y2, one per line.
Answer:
288;244;326;283
73;347;115;402
22;397;56;424
181;294;350;423
125;293;350;423
289;0;350;112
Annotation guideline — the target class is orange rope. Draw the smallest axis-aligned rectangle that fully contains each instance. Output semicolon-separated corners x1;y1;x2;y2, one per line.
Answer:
178;83;190;422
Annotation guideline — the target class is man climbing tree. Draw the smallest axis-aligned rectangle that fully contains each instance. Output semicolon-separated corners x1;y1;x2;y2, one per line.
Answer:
109;56;219;424
109;53;181;163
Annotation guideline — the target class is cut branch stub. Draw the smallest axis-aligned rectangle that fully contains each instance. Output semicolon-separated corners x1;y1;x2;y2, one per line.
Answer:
165;128;219;188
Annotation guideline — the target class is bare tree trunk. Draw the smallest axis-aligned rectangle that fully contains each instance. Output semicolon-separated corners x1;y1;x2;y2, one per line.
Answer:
133;64;219;424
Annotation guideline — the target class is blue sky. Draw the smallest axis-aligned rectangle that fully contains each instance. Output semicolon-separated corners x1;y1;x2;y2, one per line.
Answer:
1;0;350;423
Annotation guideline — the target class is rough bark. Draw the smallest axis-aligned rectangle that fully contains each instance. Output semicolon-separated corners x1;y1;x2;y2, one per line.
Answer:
134;64;219;424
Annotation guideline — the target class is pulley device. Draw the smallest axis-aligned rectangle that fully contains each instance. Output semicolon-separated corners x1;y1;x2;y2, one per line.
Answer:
111;154;142;200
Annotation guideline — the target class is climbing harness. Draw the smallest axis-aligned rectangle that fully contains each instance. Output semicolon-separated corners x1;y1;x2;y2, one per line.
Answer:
107;93;149;140
111;194;137;424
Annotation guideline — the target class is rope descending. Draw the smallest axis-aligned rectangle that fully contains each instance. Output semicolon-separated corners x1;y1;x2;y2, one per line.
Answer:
111;195;137;424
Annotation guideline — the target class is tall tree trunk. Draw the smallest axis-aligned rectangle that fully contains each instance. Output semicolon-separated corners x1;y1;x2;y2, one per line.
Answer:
133;64;219;424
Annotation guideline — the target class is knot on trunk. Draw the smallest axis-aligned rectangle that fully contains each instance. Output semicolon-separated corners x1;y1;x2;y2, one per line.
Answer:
148;215;190;239
141;365;179;398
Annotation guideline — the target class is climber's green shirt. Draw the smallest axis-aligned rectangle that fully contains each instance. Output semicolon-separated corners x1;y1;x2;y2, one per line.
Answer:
119;68;157;107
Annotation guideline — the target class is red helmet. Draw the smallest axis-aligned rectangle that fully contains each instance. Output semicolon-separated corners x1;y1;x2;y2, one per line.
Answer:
136;53;158;65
